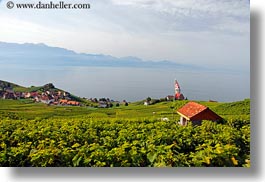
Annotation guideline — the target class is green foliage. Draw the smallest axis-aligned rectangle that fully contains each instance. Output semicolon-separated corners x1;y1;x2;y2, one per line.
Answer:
0;98;250;167
146;97;151;102
0;117;250;167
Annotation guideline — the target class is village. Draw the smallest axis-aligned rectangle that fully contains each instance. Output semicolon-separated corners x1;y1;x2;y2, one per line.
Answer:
0;86;81;106
0;82;129;108
0;80;185;108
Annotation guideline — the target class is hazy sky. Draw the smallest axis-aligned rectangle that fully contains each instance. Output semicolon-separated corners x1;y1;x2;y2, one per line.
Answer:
0;0;250;70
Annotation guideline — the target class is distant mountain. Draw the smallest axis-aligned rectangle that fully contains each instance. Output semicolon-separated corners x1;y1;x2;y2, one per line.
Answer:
0;41;204;69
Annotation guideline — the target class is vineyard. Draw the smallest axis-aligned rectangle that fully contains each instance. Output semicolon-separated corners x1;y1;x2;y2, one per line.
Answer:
0;99;250;167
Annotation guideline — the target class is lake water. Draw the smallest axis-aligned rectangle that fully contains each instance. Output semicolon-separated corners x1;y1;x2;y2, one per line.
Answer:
0;65;250;102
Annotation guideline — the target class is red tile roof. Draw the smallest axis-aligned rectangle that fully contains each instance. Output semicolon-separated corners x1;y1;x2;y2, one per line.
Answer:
177;101;222;121
67;101;80;105
177;102;207;119
59;99;68;104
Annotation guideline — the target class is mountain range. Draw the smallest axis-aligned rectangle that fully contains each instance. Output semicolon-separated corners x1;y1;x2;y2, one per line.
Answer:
0;41;203;69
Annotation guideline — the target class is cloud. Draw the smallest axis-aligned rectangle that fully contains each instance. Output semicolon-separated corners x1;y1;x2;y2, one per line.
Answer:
111;0;249;17
110;0;250;34
0;0;249;70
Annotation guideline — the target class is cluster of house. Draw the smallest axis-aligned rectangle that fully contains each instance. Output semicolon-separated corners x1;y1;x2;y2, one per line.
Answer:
144;80;187;106
0;88;80;106
0;86;130;108
0;88;18;100
86;98;128;108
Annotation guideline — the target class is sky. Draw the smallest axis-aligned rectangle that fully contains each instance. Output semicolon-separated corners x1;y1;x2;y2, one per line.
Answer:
0;0;250;71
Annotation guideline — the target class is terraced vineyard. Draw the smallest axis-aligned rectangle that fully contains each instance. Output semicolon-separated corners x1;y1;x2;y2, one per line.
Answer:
0;99;250;167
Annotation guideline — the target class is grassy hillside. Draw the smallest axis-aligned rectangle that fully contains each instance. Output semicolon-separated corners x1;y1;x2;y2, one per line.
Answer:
0;80;26;91
0;80;92;105
0;80;250;121
0;80;51;92
0;98;250;121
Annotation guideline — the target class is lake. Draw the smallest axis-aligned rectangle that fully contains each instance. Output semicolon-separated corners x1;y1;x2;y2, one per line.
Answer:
0;65;250;102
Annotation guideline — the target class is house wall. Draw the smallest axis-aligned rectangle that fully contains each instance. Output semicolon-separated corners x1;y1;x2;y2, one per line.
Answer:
180;116;188;126
190;109;222;121
191;120;202;125
180;117;201;126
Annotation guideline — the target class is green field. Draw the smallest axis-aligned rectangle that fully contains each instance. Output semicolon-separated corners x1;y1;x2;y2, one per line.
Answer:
0;99;250;120
0;98;250;167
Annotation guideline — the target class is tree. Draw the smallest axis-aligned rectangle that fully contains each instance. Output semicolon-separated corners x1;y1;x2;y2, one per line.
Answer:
146;97;152;102
108;103;113;108
99;98;107;102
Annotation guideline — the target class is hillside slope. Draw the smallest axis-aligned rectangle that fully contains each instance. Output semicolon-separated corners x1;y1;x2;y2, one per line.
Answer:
0;80;84;103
